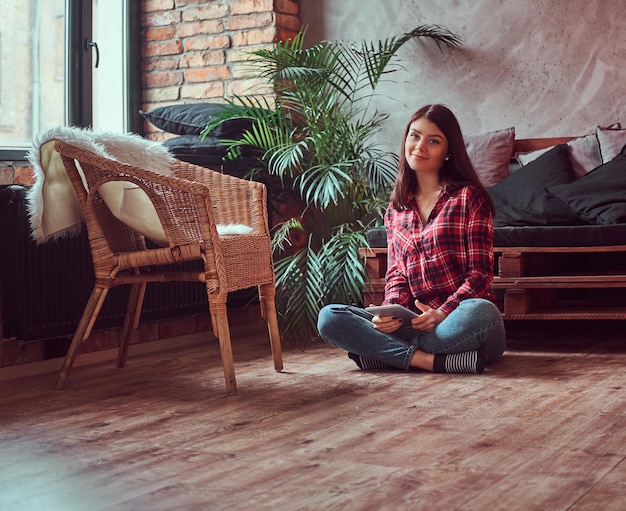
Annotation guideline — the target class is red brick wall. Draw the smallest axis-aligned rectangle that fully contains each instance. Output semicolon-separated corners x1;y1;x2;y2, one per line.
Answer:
141;0;301;141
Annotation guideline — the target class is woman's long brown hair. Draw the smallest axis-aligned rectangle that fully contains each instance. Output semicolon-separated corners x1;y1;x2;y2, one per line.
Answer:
390;104;494;214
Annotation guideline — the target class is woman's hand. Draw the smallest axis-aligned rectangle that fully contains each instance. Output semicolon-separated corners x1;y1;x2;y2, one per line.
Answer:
369;304;404;333
409;299;446;332
371;314;404;333
370;300;446;333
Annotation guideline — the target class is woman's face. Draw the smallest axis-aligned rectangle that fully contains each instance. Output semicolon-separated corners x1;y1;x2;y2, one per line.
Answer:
404;117;449;175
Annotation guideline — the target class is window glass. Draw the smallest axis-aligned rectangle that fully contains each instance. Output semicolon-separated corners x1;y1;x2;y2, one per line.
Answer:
92;0;128;132
0;0;66;150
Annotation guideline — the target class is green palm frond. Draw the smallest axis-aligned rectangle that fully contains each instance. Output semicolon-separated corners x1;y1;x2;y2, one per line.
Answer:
360;25;462;89
318;229;369;305
271;217;304;253
294;160;355;208
274;243;325;343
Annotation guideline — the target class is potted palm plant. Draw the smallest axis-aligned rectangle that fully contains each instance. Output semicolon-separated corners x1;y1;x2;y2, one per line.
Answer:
202;25;461;343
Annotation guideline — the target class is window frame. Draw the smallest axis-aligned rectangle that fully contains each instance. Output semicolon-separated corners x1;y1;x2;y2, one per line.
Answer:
67;0;92;129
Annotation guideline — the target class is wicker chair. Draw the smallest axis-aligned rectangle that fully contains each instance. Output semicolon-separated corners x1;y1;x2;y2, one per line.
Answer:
53;140;282;394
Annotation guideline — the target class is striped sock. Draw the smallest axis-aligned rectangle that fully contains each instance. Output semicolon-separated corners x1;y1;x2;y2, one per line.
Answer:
433;351;487;374
348;352;395;371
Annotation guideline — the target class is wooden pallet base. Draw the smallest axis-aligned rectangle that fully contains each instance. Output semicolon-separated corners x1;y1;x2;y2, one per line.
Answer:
359;246;626;320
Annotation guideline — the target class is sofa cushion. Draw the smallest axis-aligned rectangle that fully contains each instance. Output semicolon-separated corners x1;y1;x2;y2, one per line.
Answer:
140;103;255;137
546;148;626;225
366;226;387;248
488;144;581;227
494;223;626;247
464;127;515;187
371;223;626;249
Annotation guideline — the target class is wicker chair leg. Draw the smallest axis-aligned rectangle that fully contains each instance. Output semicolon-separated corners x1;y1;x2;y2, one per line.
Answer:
213;312;237;394
56;286;106;389
117;283;145;369
259;283;283;372
132;282;147;330
210;314;218;338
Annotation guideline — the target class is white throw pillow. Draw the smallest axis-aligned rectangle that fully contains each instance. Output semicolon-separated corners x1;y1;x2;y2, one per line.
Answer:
596;127;626;163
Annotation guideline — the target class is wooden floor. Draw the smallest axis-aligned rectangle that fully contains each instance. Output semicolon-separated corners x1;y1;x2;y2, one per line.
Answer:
2;320;626;511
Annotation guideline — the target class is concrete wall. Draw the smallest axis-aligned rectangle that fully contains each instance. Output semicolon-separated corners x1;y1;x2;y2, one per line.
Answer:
301;0;625;151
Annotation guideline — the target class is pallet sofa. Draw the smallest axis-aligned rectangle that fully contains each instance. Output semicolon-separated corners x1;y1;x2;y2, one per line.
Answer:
361;129;626;320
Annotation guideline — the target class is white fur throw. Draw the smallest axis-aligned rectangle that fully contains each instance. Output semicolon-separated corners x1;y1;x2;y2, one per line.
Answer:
26;126;175;244
25;126;252;245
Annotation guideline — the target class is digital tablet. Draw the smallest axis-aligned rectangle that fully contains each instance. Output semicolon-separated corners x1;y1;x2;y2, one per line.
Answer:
366;304;421;323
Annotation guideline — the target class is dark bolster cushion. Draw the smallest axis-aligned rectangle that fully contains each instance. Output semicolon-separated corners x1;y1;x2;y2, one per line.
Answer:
163;134;231;157
488;144;583;227
140;103;255;137
162;135;259;173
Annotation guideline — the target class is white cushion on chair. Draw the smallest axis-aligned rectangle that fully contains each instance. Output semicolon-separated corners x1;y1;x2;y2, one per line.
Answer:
99;182;170;246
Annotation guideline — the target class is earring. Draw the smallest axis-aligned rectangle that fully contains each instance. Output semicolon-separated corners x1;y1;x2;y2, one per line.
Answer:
445;156;450;160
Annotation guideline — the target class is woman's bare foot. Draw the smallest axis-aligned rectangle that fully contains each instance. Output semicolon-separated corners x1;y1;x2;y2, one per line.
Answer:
409;349;435;371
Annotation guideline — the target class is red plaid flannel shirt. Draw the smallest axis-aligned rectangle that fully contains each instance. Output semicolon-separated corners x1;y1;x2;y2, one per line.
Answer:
383;183;495;316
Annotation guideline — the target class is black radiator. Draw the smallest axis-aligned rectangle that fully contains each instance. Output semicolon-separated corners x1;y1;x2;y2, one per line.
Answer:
0;185;254;342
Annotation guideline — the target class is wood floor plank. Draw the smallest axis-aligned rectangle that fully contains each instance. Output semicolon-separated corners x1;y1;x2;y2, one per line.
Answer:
569;457;626;511
1;320;626;510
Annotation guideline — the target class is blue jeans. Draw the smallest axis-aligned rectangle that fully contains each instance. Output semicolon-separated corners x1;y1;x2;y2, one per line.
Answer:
317;299;506;370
